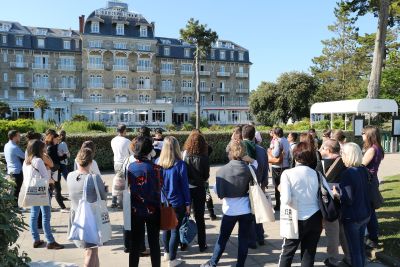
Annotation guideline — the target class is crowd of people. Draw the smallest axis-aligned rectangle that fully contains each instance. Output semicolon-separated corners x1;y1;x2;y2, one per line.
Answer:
3;123;385;267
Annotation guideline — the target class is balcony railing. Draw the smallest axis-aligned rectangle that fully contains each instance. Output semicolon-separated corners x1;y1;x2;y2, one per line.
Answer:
236;88;249;93
113;65;129;71
59;83;76;90
10;62;28;69
199;71;211;76
87;83;104;89
58;64;76;71
33;82;51;89
181;86;194;92
137;66;153;72
160;69;175;75
181;70;194;75
236;72;249;78
113;83;129;89
11;82;29;88
200;87;211;92
161;86;175;92
217;87;230;93
87;64;104;70
136;84;153;90
32;63;50;70
217;72;231;77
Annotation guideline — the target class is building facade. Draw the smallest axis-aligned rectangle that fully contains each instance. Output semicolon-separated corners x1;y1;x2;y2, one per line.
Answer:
0;1;251;126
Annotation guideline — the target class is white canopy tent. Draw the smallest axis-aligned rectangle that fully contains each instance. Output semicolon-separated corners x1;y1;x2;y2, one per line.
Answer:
310;99;399;129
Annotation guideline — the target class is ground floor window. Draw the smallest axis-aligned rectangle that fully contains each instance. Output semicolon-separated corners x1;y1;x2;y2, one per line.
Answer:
152;110;165;123
173;113;188;125
12;107;34;119
231;110;239;123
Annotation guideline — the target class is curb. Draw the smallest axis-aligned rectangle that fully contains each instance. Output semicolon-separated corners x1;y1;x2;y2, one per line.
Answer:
376;252;400;267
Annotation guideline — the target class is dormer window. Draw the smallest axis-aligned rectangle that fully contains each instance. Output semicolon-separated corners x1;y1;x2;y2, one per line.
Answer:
63;40;71;50
38;38;45;48
140;26;147;37
184;48;191;58
220;50;226;60
91;21;100;33
116;23;124;35
230;51;234;60
35;29;48;36
0;23;12;32
210;49;215;59
15;36;23;46
2;35;6;44
239;52;244;61
164;47;170;56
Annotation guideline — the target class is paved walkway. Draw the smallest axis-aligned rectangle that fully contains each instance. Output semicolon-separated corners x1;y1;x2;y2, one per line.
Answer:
18;154;400;267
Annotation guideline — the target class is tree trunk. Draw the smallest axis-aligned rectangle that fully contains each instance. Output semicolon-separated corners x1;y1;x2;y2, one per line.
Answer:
195;46;201;129
367;0;390;99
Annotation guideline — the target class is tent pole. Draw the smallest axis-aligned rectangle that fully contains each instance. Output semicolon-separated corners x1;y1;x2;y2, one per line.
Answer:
345;114;347;131
330;113;333;129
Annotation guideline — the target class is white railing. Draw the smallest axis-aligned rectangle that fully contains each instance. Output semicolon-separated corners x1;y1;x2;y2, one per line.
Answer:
32;63;50;70
236;72;249;78
137;66;153;72
33;82;50;89
161;87;175;92
59;83;76;90
236;88;248;93
113;83;129;89
11;82;29;87
217;88;230;93
136;84;153;90
113;65;129;71
160;69;175;75
217;72;231;77
10;62;28;68
181;70;194;75
58;65;76;71
200;87;211;92
199;71;210;76
87;83;104;89
181;86;193;92
87;64;104;70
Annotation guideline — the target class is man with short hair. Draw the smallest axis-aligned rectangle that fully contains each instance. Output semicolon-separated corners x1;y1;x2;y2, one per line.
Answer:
4;130;25;202
242;124;269;248
269;127;291;210
318;139;351;267
110;124;132;208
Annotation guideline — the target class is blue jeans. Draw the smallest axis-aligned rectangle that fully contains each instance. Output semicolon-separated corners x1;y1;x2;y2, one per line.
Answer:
249;216;265;246
162;206;186;261
210;213;253;267
30;205;55;243
367;208;379;242
58;164;69;181
343;217;369;267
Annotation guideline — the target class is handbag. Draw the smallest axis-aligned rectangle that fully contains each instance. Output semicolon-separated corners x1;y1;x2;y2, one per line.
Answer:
316;171;340;222
248;165;275;223
123;157;132;230
363;167;384;209
18;166;49;208
280;202;299;239
179;215;198;245
68;175;100;245
160;189;178;231
268;142;284;165
92;174;112;244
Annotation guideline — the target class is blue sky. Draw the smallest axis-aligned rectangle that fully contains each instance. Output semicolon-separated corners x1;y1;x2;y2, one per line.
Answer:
0;0;377;90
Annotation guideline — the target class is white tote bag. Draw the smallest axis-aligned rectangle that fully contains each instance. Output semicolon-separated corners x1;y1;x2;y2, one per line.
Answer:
248;165;275;223
92;175;112;245
123;174;131;230
280;202;299;239
68;176;100;245
18;166;49;208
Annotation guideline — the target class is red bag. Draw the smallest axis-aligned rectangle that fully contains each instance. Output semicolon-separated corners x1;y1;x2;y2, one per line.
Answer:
160;190;178;231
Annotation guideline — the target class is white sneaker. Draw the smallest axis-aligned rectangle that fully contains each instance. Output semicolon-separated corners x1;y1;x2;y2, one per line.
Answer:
163;252;169;262
168;259;183;267
60;208;69;213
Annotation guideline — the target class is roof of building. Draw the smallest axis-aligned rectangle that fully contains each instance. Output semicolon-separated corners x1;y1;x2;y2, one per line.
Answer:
310;99;399;114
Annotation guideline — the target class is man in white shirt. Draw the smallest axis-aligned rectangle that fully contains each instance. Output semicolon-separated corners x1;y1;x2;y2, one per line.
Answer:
110;124;132;208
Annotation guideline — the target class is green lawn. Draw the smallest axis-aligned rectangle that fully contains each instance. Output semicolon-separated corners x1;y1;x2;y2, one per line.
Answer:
377;175;400;259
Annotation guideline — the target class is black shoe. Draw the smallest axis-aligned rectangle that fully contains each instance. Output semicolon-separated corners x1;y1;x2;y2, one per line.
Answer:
366;239;378;249
258;240;265;246
210;214;217;221
199;245;208;252
61;197;69;201
248;244;257;249
180;243;188;251
324;258;338;267
274;206;280;211
110;203;118;208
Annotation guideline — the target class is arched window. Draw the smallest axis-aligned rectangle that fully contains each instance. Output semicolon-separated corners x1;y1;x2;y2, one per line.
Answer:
139;94;144;103
145;95;150;103
138;77;144;88
188;96;193;105
182;96;187;105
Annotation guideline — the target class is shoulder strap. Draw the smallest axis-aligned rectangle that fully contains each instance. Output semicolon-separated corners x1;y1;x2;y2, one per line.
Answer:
248;164;258;185
325;157;341;178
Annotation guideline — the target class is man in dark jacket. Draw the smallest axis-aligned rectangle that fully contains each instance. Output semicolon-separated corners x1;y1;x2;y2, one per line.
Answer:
318;139;351;267
242;125;269;248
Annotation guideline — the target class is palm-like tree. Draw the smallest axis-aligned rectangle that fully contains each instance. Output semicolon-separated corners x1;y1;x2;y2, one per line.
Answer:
33;97;50;120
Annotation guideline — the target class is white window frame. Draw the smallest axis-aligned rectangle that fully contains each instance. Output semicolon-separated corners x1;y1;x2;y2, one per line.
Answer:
114;42;127;49
3;72;8;82
2;51;7;62
17;90;24;100
63;40;71;50
210;49;215;59
2;35;6;44
37;38;45;48
230;51;234;60
239;52;244;61
220;95;225;106
91;21;100;33
184;48;191;58
4;89;8;99
220;50;226;60
15;36;23;46
140;26;148;37
164;47;170;56
116;23;124;35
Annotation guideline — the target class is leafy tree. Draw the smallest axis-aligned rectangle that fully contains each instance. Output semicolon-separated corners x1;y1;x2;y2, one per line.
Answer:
0;101;10;119
0;163;30;266
250;72;318;125
180;18;218;129
33;97;49;120
72;114;88;122
341;0;400;98
381;50;400;105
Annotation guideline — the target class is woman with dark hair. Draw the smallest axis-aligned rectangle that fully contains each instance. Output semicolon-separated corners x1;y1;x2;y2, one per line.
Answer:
57;130;70;182
299;133;321;170
23;139;64;250
44;129;68;212
278;142;326;267
67;148;107;267
183;131;210;252
332;130;346;149
126;136;162;267
362;125;384;249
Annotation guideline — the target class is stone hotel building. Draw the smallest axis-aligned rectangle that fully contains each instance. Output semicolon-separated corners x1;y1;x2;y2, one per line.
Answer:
0;1;251;126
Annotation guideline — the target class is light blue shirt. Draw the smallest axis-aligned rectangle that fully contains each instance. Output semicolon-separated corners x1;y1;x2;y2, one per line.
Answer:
4;140;25;174
272;137;291;168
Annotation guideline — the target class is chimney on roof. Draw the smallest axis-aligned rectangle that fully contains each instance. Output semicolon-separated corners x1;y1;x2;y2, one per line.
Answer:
79;15;85;34
151;22;155;36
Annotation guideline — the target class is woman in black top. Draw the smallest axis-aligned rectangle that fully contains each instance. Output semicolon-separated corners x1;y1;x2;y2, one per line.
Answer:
183;131;210;252
44;129;68;212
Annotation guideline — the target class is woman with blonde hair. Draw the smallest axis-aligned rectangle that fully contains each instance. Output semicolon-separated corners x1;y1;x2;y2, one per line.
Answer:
333;142;371;267
157;136;191;267
362;125;384;249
